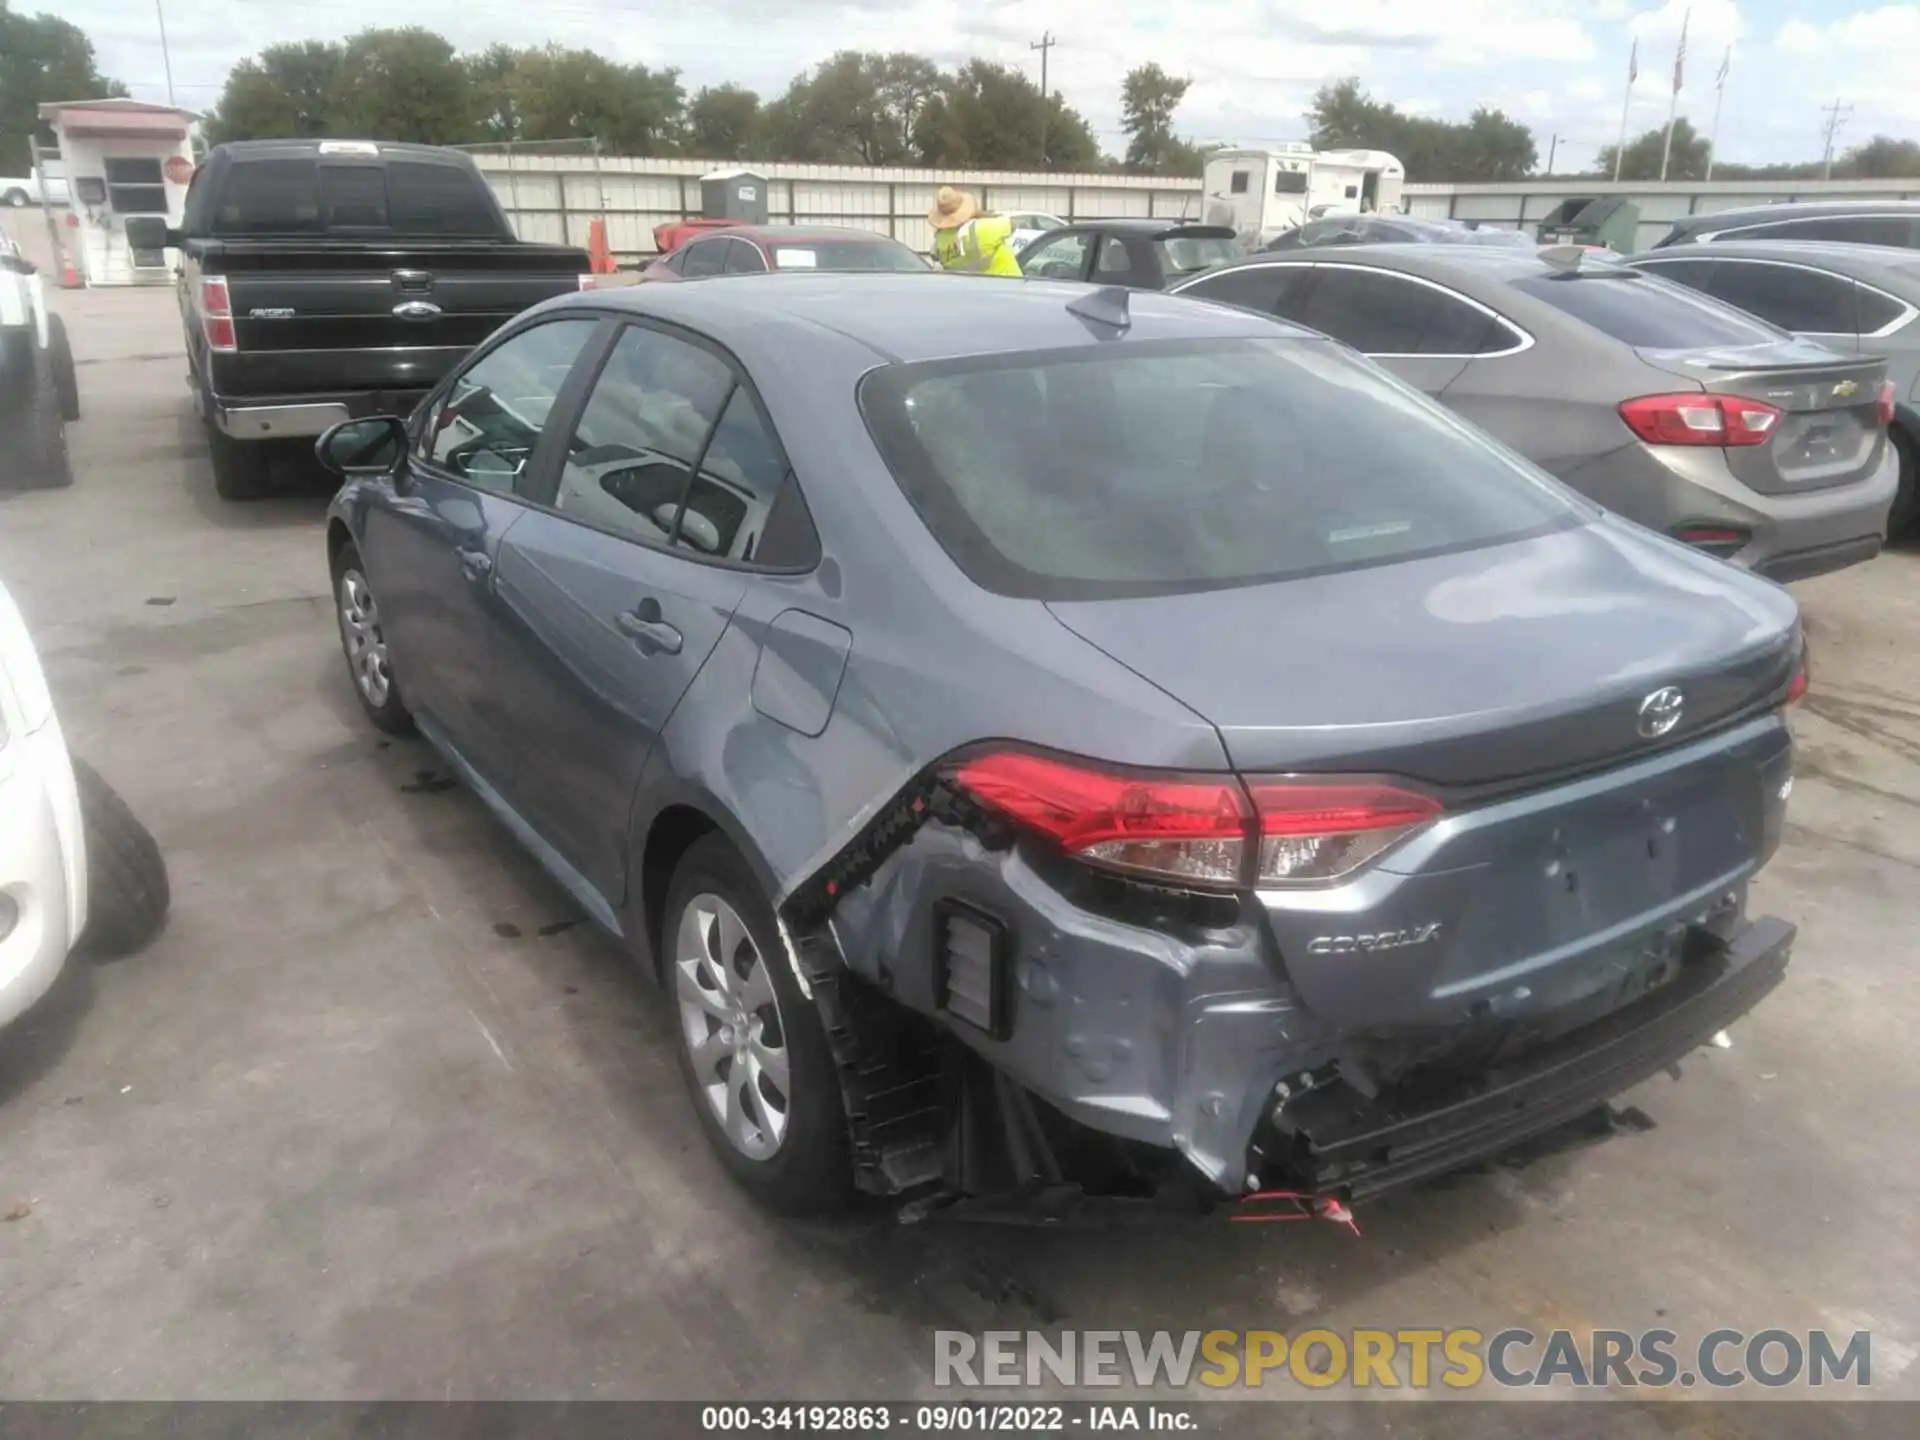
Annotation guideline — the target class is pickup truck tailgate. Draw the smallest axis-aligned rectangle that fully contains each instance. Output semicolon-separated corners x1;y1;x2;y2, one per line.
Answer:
211;243;585;397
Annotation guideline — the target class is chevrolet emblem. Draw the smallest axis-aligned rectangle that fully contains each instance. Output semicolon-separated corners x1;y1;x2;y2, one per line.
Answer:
1832;379;1859;399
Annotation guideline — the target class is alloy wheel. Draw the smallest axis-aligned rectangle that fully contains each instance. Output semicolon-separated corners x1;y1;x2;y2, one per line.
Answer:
675;893;791;1160
338;569;392;708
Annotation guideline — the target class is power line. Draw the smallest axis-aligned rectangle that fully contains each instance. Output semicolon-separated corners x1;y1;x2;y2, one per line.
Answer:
1031;32;1056;169
1819;98;1853;179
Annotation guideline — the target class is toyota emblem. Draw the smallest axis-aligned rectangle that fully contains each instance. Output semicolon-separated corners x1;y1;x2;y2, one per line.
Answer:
1637;686;1685;739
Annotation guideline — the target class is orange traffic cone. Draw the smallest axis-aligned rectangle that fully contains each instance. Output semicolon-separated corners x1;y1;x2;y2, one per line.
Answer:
586;218;616;275
58;247;83;289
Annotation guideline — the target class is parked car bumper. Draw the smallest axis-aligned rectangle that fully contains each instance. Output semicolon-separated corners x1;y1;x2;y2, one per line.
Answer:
1574;439;1898;580
204;388;432;440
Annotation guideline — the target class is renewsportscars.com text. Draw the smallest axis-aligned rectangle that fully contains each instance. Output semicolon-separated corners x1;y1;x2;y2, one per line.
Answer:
934;1328;1874;1391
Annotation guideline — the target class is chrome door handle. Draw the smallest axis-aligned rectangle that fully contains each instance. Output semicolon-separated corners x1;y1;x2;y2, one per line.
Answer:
617;611;683;654
458;549;492;581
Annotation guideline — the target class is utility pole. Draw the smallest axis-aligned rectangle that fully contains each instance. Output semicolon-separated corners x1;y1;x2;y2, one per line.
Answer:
1819;98;1853;179
1546;134;1558;175
155;0;176;106
1031;32;1056;169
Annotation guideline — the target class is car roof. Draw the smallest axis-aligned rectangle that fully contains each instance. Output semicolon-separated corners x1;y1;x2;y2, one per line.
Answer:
1064;217;1217;232
1631;239;1920;286
1196;243;1560;283
706;225;909;245
570;271;1311;364
1668;199;1920;234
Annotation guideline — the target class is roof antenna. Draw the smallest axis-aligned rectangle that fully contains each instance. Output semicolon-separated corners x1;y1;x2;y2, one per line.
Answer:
1066;285;1132;332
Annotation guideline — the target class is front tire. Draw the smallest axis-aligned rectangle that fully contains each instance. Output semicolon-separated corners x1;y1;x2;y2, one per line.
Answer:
0;334;72;490
2;189;27;208
73;758;171;957
47;313;79;422
331;542;413;735
665;835;853;1214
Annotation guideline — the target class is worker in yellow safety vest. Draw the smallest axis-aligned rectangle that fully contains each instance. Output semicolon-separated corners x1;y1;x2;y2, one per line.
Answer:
928;187;1024;277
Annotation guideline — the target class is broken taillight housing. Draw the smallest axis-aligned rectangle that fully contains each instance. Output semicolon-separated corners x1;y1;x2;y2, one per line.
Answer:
950;751;1441;889
1876;379;1895;429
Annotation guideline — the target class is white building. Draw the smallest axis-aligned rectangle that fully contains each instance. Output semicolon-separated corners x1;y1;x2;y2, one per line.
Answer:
36;99;200;287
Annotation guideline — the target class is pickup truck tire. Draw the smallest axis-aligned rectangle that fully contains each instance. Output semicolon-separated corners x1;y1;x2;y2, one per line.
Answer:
48;313;79;422
72;757;171;958
0;334;72;490
2;189;28;208
206;422;270;500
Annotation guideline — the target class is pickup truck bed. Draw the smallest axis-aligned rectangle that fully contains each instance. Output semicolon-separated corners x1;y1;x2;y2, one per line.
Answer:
134;140;591;499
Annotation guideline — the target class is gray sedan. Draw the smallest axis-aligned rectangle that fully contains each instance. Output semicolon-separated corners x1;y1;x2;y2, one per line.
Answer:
1172;245;1898;580
316;274;1802;1219
1627;241;1920;531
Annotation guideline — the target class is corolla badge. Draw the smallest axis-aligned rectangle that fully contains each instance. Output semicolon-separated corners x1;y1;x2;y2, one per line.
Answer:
1637;686;1685;739
1306;923;1443;956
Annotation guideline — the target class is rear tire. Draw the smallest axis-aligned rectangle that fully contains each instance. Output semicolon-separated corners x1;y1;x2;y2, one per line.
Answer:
1889;428;1917;540
47;313;79;422
0;333;72;490
73;758;171;957
2;189;27;208
207;421;270;500
665;835;854;1215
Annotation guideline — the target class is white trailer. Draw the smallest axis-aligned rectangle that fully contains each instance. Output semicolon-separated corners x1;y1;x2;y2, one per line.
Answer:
1201;146;1406;247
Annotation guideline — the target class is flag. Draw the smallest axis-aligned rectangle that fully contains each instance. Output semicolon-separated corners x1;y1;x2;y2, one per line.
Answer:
1716;46;1731;89
1672;9;1690;94
1627;37;1639;84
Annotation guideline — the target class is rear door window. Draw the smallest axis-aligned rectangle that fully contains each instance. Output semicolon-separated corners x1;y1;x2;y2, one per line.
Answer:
1020;231;1092;280
1509;272;1785;349
1297;267;1501;356
723;239;766;274
1855;284;1914;336
1180;264;1314;318
681;240;728;278
1733;215;1916;246
1154;233;1241;276
859;337;1578;600
1702;261;1857;335
553;325;735;545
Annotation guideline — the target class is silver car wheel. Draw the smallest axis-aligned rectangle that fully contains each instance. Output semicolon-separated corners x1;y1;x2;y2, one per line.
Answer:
675;893;791;1161
338;568;392;709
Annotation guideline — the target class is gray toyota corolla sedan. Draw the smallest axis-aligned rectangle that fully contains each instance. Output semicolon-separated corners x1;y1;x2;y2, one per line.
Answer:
318;274;1803;1220
1172;245;1898;581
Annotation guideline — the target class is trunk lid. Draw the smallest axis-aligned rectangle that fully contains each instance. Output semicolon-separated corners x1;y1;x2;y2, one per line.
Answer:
213;241;586;361
1046;517;1799;787
1635;340;1888;495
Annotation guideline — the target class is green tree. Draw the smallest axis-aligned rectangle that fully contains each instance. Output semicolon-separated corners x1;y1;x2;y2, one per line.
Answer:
1308;78;1538;182
914;60;1100;170
1595;116;1711;182
510;47;684;154
1120;63;1193;173
464;44;526;145
762;51;942;164
688;84;761;160
1456;106;1537;181
1836;135;1920;180
0;1;128;172
207;41;342;142
327;27;476;145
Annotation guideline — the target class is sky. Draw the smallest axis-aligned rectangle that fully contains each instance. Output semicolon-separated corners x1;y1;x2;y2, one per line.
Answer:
51;0;1920;171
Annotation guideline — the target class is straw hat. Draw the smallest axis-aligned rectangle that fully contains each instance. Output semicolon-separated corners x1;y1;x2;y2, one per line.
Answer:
927;186;979;231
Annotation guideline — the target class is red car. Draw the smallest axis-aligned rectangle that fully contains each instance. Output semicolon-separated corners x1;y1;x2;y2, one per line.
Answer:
641;224;930;281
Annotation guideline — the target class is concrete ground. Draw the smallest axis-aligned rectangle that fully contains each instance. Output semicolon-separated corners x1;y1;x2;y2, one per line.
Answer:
1;216;1915;1417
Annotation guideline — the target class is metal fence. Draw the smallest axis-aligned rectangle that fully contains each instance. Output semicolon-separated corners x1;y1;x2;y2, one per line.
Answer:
465;150;1207;260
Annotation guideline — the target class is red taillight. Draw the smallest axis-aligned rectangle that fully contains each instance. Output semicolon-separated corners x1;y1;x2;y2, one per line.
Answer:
201;276;236;352
1619;393;1781;448
1876;379;1896;428
1787;665;1808;705
577;273;598;291
950;752;1441;888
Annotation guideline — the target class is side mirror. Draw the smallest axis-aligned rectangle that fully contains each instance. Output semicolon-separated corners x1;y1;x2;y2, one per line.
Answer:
316;415;408;478
123;217;181;250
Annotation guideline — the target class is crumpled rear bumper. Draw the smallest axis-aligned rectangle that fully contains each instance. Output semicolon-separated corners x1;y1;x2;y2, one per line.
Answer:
1263;915;1793;1202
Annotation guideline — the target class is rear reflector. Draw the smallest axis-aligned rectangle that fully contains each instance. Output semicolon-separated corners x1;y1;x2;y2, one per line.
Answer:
201;276;236;353
1671;523;1750;558
1619;393;1781;448
950;750;1441;888
1877;379;1896;428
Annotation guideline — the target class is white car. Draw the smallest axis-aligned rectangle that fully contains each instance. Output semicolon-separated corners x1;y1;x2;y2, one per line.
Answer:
1;579;169;1029
1007;211;1066;252
1;226;78;490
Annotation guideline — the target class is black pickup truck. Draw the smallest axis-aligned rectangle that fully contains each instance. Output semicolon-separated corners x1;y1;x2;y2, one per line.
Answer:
128;140;591;499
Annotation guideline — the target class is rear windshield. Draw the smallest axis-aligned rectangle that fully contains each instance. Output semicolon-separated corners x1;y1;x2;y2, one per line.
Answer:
1510;271;1785;349
768;240;927;272
860;338;1581;600
1154;234;1242;274
210;157;503;237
